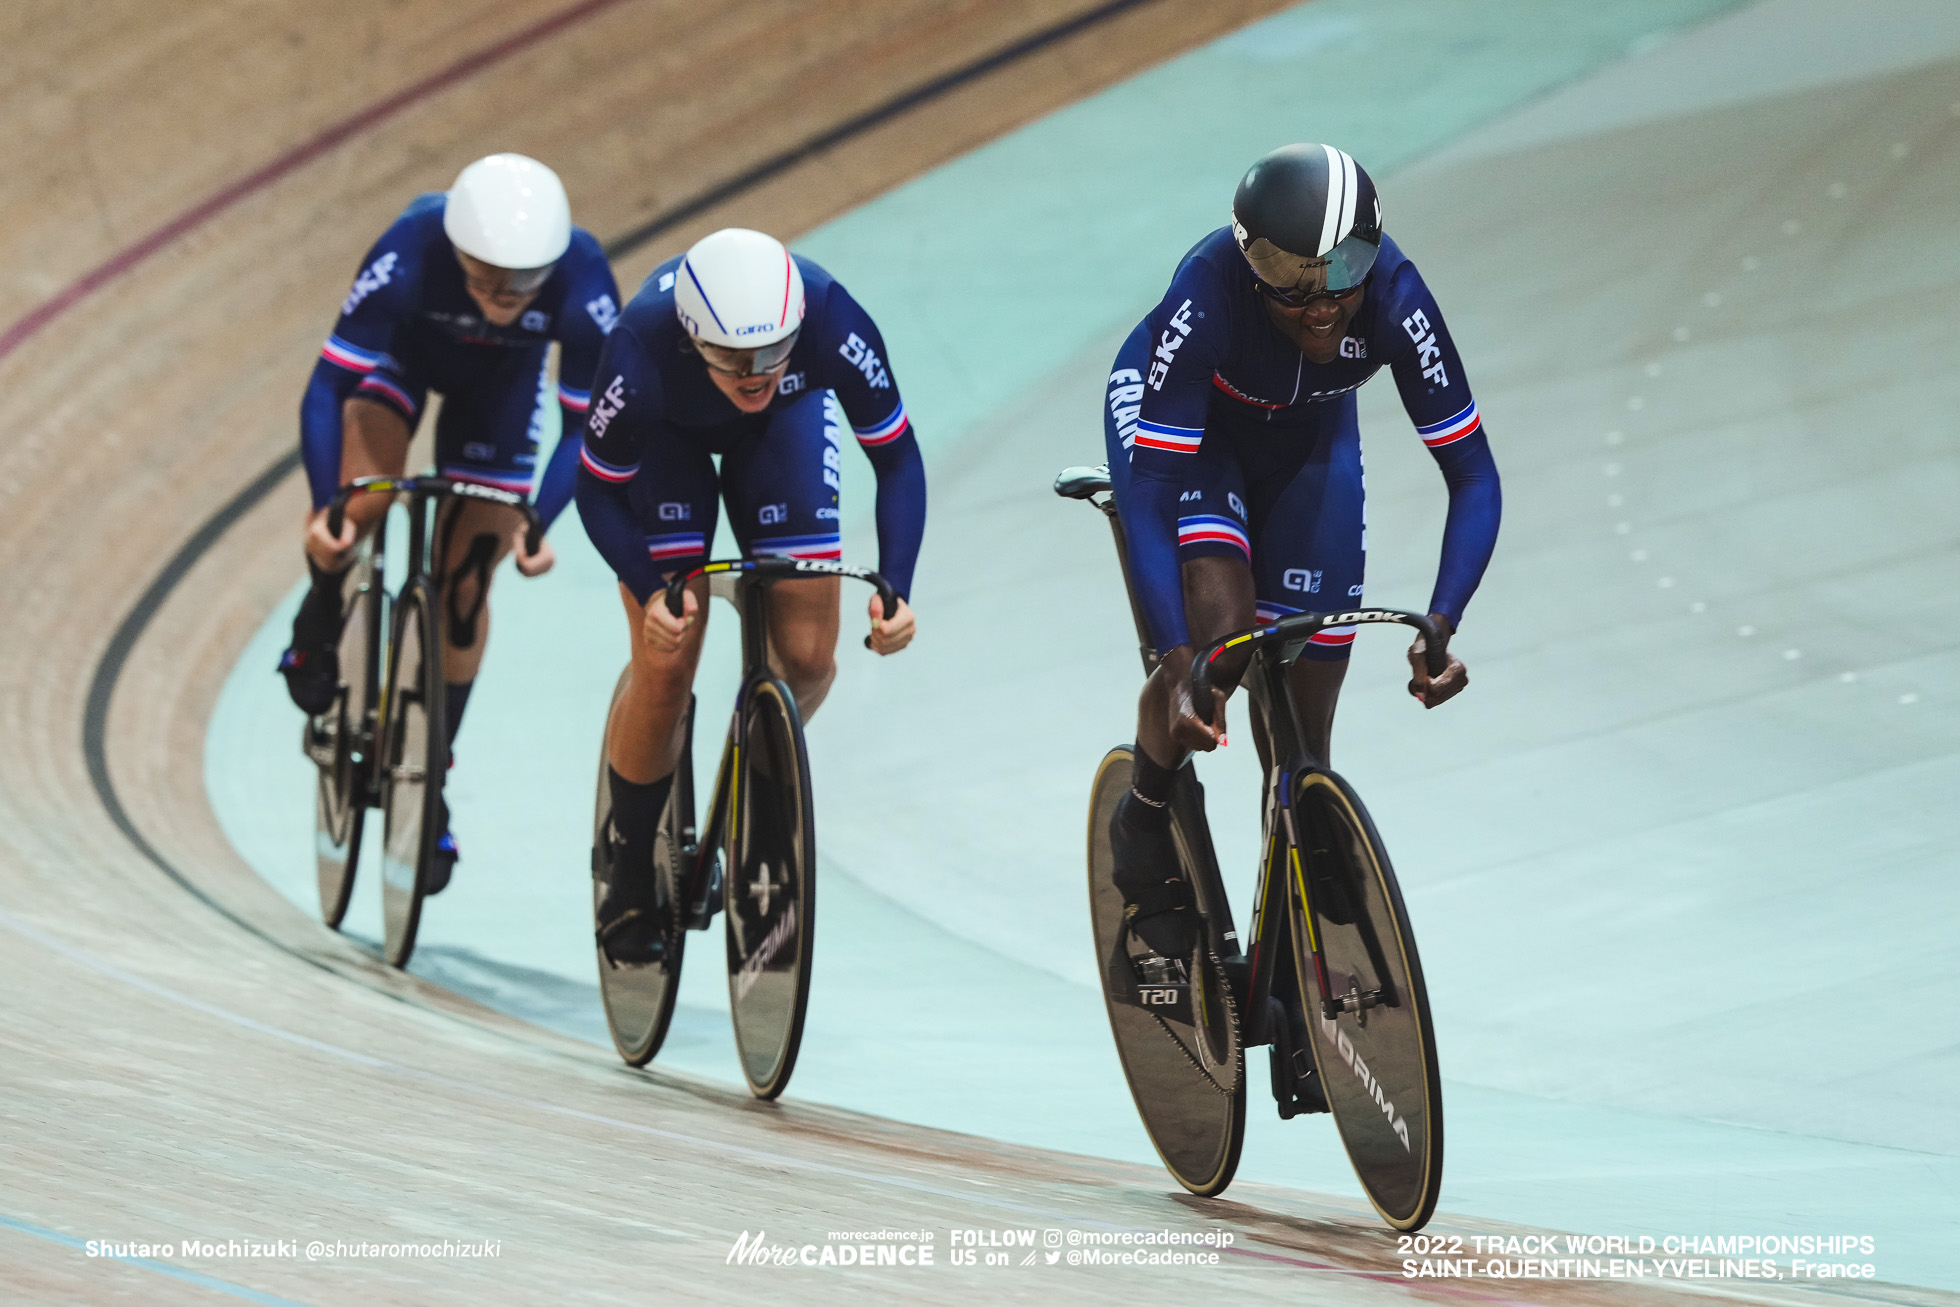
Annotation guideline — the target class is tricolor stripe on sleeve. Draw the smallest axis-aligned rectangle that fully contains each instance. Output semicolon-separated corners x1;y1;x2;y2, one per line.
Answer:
558;384;591;412
580;446;638;483
1177;514;1251;559
321;335;381;373
854;403;909;447
1416;400;1481;447
356;374;417;416
1134;418;1203;454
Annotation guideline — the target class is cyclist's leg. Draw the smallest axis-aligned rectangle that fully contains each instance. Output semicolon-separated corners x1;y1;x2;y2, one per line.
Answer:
1241;400;1365;771
722;389;844;717
429;347;551;750
282;368;421;712
596;424;719;938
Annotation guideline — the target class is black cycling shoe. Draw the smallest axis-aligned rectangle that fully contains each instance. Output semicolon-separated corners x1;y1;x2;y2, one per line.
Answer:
1269;995;1330;1118
423;829;459;895
596;821;668;967
1109;790;1199;959
279;574;345;716
278;645;339;716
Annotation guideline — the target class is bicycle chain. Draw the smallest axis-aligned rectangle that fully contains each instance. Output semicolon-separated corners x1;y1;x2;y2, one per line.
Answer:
1142;948;1243;1097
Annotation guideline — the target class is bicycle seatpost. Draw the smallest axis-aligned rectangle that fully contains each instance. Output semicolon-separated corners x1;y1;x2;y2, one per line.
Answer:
1190;608;1447;724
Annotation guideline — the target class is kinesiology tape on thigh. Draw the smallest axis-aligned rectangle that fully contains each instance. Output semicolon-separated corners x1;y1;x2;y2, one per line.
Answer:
445;532;500;649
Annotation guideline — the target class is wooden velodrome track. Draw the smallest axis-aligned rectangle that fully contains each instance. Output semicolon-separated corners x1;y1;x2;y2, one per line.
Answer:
0;3;1911;1303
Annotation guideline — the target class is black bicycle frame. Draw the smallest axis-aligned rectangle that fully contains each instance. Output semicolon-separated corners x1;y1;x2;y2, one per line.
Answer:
657;557;898;920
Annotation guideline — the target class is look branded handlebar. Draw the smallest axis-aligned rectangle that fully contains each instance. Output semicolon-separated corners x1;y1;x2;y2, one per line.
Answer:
662;558;899;622
1191;608;1448;722
324;475;543;555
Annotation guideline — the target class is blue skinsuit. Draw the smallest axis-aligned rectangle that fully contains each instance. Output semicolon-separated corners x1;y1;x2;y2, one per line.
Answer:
1104;227;1501;658
576;254;927;604
299;192;622;529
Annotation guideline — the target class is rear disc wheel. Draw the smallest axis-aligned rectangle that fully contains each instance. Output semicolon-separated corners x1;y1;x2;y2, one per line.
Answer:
1087;747;1245;1197
593;669;690;1066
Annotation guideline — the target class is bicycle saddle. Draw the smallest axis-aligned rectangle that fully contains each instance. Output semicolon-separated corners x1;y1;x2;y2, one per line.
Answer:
1053;464;1112;499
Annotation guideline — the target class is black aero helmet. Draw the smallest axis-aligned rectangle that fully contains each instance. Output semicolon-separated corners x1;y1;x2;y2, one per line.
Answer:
1232;143;1383;301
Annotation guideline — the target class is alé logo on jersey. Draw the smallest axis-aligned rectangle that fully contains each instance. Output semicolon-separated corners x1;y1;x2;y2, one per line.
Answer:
838;333;890;389
1401;309;1448;386
588;375;627;438
342;251;399;316
1147;300;1195;390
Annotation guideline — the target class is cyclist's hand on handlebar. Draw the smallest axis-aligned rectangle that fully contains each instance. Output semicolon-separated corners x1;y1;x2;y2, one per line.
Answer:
642;585;698;655
1407;614;1467;708
866;594;914;656
1163;645;1226;753
304;506;358;571
512;524;554;577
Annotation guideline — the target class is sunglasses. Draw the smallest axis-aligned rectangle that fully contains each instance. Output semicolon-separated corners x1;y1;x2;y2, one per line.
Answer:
695;329;801;377
458;255;557;300
1255;279;1366;309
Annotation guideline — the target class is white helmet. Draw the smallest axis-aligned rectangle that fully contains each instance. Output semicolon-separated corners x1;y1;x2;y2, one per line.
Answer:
444;153;571;271
675;228;805;354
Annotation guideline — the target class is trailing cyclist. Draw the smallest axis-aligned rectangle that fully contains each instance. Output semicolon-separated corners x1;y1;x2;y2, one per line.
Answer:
1103;143;1501;959
576;227;925;963
280;152;621;892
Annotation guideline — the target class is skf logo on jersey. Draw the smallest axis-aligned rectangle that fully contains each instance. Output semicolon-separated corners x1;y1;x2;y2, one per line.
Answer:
1147;299;1195;390
838;333;890;389
342;251;399;315
1401;309;1448;386
657;502;690;521
1283;568;1323;594
520;310;549;333
586;294;619;333
1339;337;1366;360
759;503;788;525
588;375;628;438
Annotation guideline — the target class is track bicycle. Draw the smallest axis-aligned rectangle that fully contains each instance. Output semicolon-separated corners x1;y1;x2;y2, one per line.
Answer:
590;556;897;1100
1057;463;1444;1231
305;474;541;968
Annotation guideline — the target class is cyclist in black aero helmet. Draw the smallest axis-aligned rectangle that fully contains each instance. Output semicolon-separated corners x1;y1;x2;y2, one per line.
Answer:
1100;143;1502;959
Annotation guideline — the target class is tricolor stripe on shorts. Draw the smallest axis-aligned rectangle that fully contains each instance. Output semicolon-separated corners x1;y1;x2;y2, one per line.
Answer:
1416;400;1481;447
1177;514;1250;559
440;466;533;495
646;532;705;562
321;334;381;373
854;402;910;447
1134;418;1203;454
1255;601;1357;647
580;446;638;483
558;383;591;413
751;532;842;561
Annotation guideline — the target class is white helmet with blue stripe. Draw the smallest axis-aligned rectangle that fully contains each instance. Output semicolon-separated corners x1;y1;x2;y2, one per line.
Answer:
674;228;805;360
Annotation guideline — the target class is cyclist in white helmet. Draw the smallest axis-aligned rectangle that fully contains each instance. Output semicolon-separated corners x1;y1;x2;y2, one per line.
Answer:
577;226;925;962
281;152;622;892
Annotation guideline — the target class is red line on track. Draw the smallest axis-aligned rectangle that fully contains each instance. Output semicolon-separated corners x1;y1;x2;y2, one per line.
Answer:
0;0;631;364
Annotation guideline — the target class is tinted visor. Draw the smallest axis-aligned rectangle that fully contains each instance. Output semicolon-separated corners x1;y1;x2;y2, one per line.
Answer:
1238;231;1379;302
695;328;800;377
461;258;557;299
